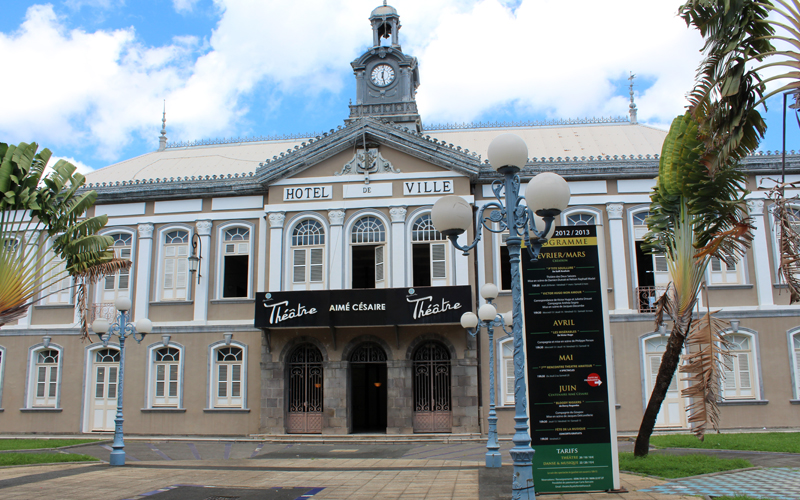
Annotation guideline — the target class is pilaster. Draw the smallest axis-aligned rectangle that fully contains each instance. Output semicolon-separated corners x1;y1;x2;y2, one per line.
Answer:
134;223;154;322
193;220;213;323
328;210;345;290
748;200;774;306
606;203;631;312
267;212;285;292
390;206;407;288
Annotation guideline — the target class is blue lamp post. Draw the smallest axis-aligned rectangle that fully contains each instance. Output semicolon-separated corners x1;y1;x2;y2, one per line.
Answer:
431;133;570;500
91;297;152;466
460;282;513;468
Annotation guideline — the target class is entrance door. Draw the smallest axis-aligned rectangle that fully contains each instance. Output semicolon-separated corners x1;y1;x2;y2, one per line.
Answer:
287;344;323;434
349;343;387;433
644;337;687;428
90;348;120;432
413;341;452;433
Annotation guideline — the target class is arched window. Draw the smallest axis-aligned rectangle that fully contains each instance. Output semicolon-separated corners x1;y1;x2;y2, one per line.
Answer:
151;346;181;407
291;219;325;289
722;333;760;400
160;229;190;301
566;213;595;226
411;214;447;286
213;345;245;408
26;346;62;408
351;216;386;289
100;232;133;303
220;226;251;298
89;347;120;431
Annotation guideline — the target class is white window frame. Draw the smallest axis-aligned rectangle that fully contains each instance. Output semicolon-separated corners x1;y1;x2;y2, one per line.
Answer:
720;328;763;402
97;229;136;305
707;255;747;286
286;215;327;291
155;225;193;302
498;336;515;407
40;241;73;306
407;210;449;287
0;345;5;409
145;341;185;409
216;221;255;299
206;340;248;410
346;211;389;289
788;328;800;401
25;343;63;409
80;342;120;432
561;207;603;227
768;203;800;282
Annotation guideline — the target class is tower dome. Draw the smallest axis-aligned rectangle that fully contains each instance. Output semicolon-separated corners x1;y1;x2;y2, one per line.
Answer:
369;1;401;47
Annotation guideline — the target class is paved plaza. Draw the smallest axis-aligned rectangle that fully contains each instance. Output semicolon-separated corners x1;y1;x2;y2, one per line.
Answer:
0;438;797;499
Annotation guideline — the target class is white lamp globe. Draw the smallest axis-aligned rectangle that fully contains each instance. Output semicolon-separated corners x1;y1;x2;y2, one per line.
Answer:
480;283;499;300
532;213;556;240
478;303;497;322
136;318;153;334
92;318;110;334
503;311;513;327
525;172;570;215
487;133;529;170
431;195;472;235
460;312;479;330
115;297;132;312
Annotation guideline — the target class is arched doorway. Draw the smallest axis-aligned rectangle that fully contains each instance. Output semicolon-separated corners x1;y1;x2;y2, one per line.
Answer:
287;344;323;434
90;348;120;432
349;342;387;433
412;341;452;433
643;335;687;428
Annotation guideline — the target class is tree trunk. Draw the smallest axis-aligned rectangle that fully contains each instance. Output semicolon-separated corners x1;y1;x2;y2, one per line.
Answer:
633;314;692;457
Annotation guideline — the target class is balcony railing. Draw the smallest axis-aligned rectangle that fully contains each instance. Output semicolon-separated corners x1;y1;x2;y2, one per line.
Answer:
91;302;117;323
636;286;667;313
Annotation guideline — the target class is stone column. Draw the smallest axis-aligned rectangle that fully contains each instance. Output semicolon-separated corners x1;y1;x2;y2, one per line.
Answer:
452;352;480;434
328;210;345;290
390;206;407;288
260;348;285;434
386;359;414;434
322;360;348;434
267;212;285;292
257;214;268;293
748;200;774;307
134;223;154;322
193;220;213;323
606;203;631;312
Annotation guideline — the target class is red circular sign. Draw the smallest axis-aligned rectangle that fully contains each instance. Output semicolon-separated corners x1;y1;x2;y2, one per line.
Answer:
586;373;602;387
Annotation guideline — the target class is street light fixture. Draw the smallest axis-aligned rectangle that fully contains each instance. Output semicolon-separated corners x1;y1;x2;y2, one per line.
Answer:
461;283;512;468
188;233;202;284
91;297;152;466
432;133;570;499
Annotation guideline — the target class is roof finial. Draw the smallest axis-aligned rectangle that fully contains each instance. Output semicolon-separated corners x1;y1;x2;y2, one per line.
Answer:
628;72;638;125
158;100;168;151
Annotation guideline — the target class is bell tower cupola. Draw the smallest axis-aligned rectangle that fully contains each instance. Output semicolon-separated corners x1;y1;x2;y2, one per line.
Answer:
346;2;422;132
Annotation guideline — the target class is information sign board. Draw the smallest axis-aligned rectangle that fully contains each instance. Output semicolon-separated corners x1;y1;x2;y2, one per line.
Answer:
522;225;619;493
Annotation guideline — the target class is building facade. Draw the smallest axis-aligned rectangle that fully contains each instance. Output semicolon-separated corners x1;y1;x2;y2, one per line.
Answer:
1;3;799;436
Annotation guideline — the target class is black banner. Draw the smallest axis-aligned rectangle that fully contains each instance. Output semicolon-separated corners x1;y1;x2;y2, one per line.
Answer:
522;225;615;492
255;286;471;328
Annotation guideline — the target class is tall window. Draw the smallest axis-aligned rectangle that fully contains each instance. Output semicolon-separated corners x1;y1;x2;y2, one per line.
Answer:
213;346;244;408
411;214;447;287
632;210;668;311
161;230;189;301
222;227;250;298
499;338;514;405
29;348;61;408
43;246;71;305
566;213;595;226
351;216;386;289
499;233;512;291
292;220;325;290
101;233;133;303
792;333;800;399
722;333;759;400
152;347;180;407
709;256;745;285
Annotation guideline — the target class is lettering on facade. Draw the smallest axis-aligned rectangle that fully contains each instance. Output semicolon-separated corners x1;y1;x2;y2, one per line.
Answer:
403;180;453;196
329;302;386;312
283;185;333;201
406;295;461;320
262;300;318;324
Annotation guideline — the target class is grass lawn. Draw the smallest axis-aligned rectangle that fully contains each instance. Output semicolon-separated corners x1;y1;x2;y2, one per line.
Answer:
649;433;800;454
618;452;752;478
712;497;780;500
0;439;101;451
0;452;99;466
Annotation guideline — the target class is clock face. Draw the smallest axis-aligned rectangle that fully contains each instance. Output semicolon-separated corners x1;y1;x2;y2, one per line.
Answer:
370;64;395;87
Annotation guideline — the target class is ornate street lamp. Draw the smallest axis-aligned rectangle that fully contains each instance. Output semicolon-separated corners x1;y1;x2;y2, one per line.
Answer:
188;233;202;284
460;283;513;468
91;297;152;466
431;133;570;499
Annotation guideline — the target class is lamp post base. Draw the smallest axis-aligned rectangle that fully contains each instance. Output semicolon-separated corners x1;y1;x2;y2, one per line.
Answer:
485;452;502;468
109;449;125;466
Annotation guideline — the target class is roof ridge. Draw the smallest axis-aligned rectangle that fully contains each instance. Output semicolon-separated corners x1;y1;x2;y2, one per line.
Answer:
424;116;630;131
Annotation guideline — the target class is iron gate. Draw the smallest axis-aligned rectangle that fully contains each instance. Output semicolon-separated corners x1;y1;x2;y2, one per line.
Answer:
412;341;452;433
287;344;323;433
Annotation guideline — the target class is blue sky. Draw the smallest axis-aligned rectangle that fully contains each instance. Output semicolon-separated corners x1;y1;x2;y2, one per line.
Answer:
0;0;797;172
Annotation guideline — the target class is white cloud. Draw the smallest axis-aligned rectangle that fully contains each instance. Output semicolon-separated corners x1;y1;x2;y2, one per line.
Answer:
173;0;200;13
49;155;94;175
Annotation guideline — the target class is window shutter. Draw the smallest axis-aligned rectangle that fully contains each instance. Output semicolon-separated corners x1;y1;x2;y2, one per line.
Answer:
654;255;668;272
169;364;179;397
649;356;660;388
738;353;751;389
176;258;187;289
723;357;736;390
505;358;515;402
711;257;722;272
164;259;175;289
375;246;384;282
104;275;115;290
118;273;129;290
95;367;105;398
310;248;323;282
293;249;306;283
156;364;165;397
218;365;228;397
431;243;446;279
108;367;117;398
232;364;241;397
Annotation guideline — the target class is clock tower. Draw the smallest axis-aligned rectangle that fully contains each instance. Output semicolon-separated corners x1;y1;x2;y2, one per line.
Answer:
346;2;422;132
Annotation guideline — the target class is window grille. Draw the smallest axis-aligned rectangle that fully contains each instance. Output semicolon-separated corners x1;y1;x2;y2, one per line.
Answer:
352;217;385;243
567;213;595;226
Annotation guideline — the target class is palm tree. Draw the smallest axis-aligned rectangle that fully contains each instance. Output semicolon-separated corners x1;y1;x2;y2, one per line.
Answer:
0;142;129;335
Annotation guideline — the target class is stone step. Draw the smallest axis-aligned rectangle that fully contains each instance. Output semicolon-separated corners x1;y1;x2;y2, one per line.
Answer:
249;433;483;444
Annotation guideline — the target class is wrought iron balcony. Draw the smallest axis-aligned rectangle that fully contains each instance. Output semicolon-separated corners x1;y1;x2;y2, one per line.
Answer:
636;286;667;313
91;302;118;323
